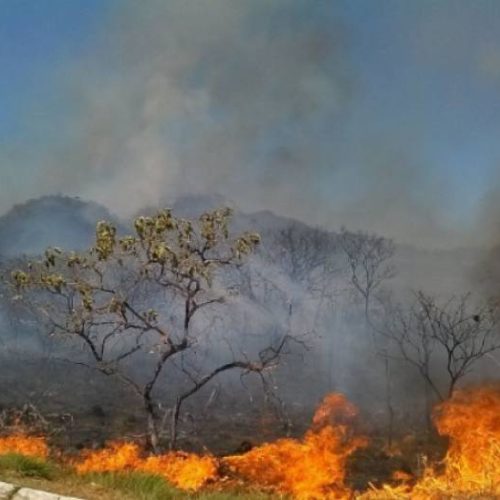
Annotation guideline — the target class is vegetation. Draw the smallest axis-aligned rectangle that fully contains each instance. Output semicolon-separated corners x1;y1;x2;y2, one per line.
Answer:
0;453;55;479
8;207;296;452
2;200;500;499
386;291;500;400
0;452;276;499
85;471;276;499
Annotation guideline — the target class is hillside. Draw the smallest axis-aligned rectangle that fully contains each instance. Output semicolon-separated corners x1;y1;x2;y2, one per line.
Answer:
0;194;482;295
0;196;119;258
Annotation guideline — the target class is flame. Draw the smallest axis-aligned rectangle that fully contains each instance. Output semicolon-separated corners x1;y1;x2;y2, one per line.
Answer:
3;389;500;499
75;441;218;491
224;393;366;499
141;452;219;491
362;386;500;499
75;442;140;474
391;470;412;482
0;434;48;458
432;385;500;487
74;393;364;498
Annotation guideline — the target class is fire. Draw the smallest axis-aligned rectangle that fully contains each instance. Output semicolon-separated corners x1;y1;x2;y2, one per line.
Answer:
74;393;365;497
363;385;500;499
75;441;219;491
2;389;500;498
431;385;500;491
0;434;48;458
75;442;140;474
141;452;219;491
224;393;366;499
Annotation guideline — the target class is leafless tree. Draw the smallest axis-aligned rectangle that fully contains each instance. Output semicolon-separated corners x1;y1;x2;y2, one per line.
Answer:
339;227;395;325
339;227;396;444
387;292;500;402
267;223;340;293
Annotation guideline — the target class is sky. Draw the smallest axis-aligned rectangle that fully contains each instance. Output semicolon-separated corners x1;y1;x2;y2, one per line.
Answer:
2;0;500;249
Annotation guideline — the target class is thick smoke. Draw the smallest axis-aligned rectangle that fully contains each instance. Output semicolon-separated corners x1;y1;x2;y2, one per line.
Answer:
2;0;500;249
19;0;349;221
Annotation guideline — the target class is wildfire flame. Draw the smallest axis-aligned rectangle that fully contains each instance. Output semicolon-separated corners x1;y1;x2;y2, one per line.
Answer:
75;442;218;491
0;434;48;458
74;393;364;497
2;388;500;499
362;385;500;499
224;393;366;499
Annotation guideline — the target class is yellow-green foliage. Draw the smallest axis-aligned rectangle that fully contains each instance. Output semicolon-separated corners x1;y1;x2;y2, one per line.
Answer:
9;207;260;316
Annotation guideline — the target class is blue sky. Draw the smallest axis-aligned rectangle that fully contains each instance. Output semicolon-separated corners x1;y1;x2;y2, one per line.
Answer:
338;1;500;222
1;0;500;248
0;1;111;136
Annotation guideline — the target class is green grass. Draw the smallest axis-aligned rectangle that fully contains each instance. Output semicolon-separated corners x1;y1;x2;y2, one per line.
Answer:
195;490;276;499
0;454;277;499
88;471;277;499
0;453;56;479
87;472;185;499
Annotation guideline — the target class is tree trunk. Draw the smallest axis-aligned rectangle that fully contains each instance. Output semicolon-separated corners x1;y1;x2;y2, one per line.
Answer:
170;397;182;450
424;379;432;433
384;355;395;448
144;395;159;453
448;379;457;399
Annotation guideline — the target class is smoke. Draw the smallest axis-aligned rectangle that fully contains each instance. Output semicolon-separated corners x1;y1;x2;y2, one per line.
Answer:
469;173;500;295
3;0;500;249
12;0;346;220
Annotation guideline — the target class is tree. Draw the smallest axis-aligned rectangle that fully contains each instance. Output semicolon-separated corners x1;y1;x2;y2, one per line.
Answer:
387;292;500;402
271;223;339;291
9;207;293;451
339;227;395;327
339;228;396;444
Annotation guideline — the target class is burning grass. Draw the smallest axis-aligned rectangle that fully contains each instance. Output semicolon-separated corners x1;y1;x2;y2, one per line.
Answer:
0;433;48;458
361;385;500;499
72;392;365;498
0;387;499;499
224;393;366;499
75;442;219;491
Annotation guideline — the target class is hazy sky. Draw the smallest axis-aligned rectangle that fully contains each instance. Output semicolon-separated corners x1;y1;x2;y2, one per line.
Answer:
2;0;500;248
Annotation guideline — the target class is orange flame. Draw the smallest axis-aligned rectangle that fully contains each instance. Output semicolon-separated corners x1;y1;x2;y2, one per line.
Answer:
74;393;364;497
141;452;219;491
3;388;500;499
363;386;500;499
224;393;366;499
433;385;500;486
0;434;48;458
75;442;140;474
75;441;218;491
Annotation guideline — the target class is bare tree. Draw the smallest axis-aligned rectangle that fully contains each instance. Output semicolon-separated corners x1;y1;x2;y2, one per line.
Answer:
339;227;396;444
8;207;295;452
387;292;500;402
339;227;395;325
271;223;339;290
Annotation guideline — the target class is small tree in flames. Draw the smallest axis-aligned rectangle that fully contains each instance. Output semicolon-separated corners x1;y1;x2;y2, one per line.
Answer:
9;207;293;451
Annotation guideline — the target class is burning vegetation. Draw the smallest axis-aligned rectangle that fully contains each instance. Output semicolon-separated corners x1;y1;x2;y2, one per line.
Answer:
0;434;48;459
2;206;500;498
0;387;497;498
75;442;218;491
223;393;366;498
72;392;365;497
361;385;500;499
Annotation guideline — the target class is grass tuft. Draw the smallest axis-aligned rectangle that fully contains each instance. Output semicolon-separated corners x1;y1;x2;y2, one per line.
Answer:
87;471;185;499
195;491;276;499
0;453;55;479
87;471;276;499
0;456;277;498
